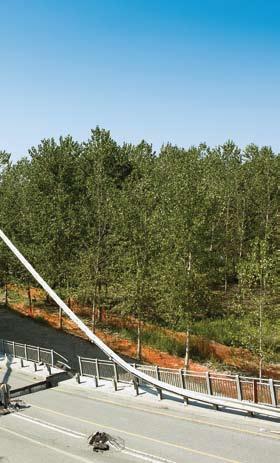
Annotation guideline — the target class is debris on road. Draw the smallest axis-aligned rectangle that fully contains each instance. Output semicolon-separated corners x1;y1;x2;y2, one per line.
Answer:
7;399;28;412
88;432;125;453
88;432;110;452
0;382;28;414
0;383;11;410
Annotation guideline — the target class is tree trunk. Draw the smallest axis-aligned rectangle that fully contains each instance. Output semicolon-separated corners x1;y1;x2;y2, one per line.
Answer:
264;180;270;240
136;319;142;361
91;300;96;333
224;265;228;293
97;307;102;323
58;307;62;329
4;283;8;307
224;197;230;293
27;286;33;316
187;251;192;273
259;354;263;381
259;289;264;381
184;329;190;369
209;224;215;251
239;198;246;259
96;281;102;322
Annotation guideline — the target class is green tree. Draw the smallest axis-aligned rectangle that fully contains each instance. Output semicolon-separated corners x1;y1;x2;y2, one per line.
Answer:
114;142;159;360
157;144;212;366
238;239;278;377
75;128;129;330
26;136;82;294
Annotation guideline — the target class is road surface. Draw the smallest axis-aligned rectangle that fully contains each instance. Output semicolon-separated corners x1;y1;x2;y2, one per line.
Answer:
0;368;280;463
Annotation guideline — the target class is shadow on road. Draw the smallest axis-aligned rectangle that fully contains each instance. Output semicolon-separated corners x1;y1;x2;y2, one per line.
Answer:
0;355;12;385
0;305;133;371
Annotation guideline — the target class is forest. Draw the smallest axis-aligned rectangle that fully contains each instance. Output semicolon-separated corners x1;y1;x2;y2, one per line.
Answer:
0;127;279;368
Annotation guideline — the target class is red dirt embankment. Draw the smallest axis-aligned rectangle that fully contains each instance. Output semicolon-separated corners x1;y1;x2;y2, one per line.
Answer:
7;285;280;378
10;300;206;372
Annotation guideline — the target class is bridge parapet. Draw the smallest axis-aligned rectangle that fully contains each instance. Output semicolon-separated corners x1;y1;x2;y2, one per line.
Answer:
0;338;69;370
78;356;280;411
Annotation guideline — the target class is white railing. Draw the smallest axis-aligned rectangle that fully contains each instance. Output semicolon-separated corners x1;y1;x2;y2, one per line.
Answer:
78;356;280;410
0;338;68;368
1;228;280;418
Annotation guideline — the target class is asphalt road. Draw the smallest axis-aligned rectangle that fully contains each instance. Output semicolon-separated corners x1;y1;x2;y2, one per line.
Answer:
0;369;280;463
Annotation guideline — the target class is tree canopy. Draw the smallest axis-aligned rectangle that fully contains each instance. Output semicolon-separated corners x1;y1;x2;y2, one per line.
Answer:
1;128;279;362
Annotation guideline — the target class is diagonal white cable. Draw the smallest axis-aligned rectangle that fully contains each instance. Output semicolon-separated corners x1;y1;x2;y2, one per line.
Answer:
1;228;280;416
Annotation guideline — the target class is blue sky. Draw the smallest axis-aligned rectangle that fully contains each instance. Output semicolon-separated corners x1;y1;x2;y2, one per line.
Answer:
1;0;280;161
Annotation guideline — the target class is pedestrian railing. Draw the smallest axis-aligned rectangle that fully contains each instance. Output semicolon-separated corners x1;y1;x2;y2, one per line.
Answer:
0;338;68;369
2;229;280;419
78;356;280;408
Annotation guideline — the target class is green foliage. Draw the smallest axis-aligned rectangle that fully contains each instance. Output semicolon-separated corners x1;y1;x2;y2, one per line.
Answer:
118;326;186;357
192;316;280;363
0;128;279;364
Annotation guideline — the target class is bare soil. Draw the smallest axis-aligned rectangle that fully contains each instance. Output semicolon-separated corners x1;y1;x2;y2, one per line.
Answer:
4;284;280;378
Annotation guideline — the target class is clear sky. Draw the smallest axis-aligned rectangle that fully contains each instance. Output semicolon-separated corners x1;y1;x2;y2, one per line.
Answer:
1;0;280;161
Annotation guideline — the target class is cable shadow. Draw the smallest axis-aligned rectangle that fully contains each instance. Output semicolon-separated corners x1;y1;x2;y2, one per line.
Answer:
1;355;13;385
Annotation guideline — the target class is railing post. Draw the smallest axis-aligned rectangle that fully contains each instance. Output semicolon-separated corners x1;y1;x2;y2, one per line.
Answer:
253;379;258;403
95;359;100;382
180;368;188;405
205;372;212;395
269;379;277;407
112;378;118;391
133;377;139;396
113;362;119;383
180;369;186;389
24;344;28;361
51;349;54;368
132;363;136;382
12;341;15;357
156;387;163;400
235;375;242;401
37;346;40;363
78;356;83;376
155;365;160;381
93;375;99;387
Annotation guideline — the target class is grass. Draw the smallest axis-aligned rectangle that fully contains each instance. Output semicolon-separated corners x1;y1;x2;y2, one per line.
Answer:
99;322;212;361
6;289;23;303
119;326;186;357
192;316;280;363
192;318;239;346
4;284;280;366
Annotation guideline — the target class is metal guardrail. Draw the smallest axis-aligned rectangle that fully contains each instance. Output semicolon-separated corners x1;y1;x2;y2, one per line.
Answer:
78;357;280;409
0;338;68;368
10;371;73;399
10;380;52;398
1;229;280;419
